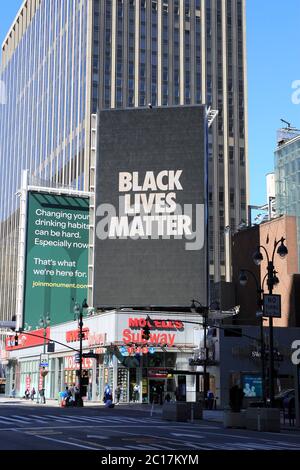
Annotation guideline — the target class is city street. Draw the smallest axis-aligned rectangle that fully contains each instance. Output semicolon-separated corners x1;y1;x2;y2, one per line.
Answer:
0;402;299;451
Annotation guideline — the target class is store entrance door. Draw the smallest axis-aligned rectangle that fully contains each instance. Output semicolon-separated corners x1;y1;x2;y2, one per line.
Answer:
149;379;165;404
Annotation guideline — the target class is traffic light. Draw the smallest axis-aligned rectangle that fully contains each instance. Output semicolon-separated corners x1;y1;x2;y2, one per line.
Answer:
142;324;151;341
14;334;18;346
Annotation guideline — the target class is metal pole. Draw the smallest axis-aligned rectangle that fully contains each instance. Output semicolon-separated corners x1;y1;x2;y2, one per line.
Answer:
260;315;266;406
78;308;83;407
268;261;275;407
203;308;208;408
42;325;46;404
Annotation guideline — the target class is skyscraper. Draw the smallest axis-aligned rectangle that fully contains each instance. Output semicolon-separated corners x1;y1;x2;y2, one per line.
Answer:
0;0;248;323
275;129;300;268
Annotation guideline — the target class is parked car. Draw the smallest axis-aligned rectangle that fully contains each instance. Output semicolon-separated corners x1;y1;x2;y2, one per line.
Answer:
273;389;295;408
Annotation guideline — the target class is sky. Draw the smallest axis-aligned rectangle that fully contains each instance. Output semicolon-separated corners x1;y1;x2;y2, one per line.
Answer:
1;0;299;206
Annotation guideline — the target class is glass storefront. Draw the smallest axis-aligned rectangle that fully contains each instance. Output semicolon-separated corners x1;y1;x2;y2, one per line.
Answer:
19;360;40;397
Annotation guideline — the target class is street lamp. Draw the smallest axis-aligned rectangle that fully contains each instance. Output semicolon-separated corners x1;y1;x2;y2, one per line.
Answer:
252;237;288;407
73;299;89;407
38;313;50;404
191;300;218;407
239;269;267;405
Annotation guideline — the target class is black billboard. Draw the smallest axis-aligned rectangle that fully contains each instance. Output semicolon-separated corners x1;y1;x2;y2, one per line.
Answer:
94;105;208;307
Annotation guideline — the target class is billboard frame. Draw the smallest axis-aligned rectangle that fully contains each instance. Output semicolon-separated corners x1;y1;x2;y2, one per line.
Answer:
94;105;210;309
15;170;92;331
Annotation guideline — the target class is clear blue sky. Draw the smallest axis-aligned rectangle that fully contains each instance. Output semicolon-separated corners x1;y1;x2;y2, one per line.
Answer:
1;0;300;206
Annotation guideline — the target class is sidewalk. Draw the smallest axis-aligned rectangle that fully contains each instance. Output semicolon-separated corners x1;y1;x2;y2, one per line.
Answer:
0;397;162;412
0;397;101;407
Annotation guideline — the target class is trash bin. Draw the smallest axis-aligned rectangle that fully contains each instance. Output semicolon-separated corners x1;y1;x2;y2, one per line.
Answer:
188;402;203;420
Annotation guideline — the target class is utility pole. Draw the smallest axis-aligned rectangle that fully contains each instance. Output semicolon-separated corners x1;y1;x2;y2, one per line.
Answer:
38;313;50;404
239;269;267;406
253;237;288;407
191;300;210;407
73;299;88;407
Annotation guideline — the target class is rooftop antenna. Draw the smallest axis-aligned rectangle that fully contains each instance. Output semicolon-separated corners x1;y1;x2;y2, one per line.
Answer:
280;118;291;129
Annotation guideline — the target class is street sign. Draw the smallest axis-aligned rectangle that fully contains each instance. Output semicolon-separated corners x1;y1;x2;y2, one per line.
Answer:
74;353;81;363
47;341;55;353
40;353;49;368
0;321;16;329
263;294;281;318
82;352;97;359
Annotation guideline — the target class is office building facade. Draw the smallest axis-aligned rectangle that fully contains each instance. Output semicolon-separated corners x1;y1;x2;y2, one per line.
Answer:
0;0;248;325
275;132;300;269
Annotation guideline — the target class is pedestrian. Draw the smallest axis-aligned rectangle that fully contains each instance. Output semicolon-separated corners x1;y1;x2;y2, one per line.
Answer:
115;385;121;404
39;387;46;404
60;387;69;407
69;383;76;404
133;383;140;403
207;389;215;410
24;388;30;400
64;386;72;406
104;383;112;403
158;384;164;405
119;385;124;402
10;385;16;398
30;387;36;401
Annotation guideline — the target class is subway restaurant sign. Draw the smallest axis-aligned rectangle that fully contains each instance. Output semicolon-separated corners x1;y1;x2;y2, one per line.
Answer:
23;192;89;328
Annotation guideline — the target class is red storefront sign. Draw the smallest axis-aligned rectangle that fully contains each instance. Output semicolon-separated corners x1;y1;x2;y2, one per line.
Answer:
66;327;90;343
5;328;50;351
88;332;106;348
128;318;184;330
122;317;185;347
38;373;43;391
64;356;93;370
148;368;170;378
25;375;31;390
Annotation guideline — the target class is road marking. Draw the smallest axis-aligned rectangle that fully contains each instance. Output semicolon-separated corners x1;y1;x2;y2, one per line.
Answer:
34;434;98;450
0;416;22;424
124;445;157;450
86;435;109;440
68;437;110;449
77;417;107;422
149;444;178;450
0;418;20;424
171;433;205;439
11;415;33;422
204;443;238;450
25;430;63;436
265;441;300;448
46;415;79;422
28;415;52;423
2;421;299;448
109;428;208;447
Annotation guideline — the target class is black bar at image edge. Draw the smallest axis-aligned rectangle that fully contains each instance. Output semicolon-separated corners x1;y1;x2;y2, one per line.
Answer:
0;450;298;465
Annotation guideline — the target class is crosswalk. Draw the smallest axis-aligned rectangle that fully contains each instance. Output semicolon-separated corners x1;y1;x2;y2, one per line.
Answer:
0;414;161;427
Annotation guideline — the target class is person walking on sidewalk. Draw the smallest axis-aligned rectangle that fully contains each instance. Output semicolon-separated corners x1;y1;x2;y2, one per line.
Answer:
10;385;16;398
30;387;36;401
115;385;121;404
104;383;112;403
133;383;140;403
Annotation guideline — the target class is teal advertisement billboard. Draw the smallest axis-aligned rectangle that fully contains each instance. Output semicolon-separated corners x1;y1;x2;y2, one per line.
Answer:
23;192;89;328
